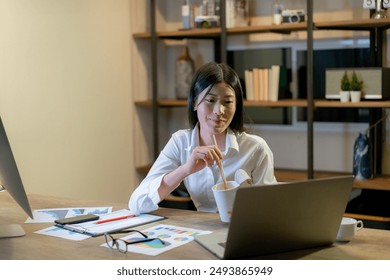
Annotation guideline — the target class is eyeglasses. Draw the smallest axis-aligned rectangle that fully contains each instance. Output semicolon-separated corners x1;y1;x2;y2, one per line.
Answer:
104;229;165;253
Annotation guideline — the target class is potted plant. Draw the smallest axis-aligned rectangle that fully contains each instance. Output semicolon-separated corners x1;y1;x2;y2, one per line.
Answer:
340;71;350;102
350;71;363;102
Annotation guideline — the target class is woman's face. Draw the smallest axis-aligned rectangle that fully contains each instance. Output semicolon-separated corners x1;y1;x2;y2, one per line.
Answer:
195;82;236;136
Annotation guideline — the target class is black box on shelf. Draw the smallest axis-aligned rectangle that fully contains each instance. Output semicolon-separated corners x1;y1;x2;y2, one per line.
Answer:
325;67;390;100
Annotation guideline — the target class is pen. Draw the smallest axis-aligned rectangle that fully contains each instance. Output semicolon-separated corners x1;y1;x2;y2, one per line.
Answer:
96;214;137;224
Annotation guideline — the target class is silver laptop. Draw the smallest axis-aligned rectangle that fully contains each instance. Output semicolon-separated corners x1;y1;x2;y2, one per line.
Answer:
195;176;354;259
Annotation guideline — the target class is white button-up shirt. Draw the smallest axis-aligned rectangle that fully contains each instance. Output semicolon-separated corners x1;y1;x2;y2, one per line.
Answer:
129;124;276;214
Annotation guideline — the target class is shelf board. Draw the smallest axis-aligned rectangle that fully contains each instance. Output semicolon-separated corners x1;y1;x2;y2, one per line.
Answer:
244;99;307;107
353;176;390;191
132;32;152;39
163;194;192;203
132;24;307;39
315;18;390;31
134;99;187;107
133;19;390;39
314;100;390;108
228;22;308;35
134;99;307;108
158;28;221;39
133;28;221;39
135;99;390;108
344;212;390;222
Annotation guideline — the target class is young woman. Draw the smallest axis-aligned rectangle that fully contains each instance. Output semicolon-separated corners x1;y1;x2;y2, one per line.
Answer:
129;62;276;214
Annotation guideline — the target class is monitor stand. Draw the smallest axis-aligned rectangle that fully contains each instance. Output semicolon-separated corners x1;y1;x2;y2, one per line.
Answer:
0;224;26;238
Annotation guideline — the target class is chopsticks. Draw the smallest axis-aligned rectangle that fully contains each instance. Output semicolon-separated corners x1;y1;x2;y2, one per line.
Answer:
212;135;228;190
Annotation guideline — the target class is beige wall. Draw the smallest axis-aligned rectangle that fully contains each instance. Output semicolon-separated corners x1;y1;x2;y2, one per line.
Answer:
0;0;135;203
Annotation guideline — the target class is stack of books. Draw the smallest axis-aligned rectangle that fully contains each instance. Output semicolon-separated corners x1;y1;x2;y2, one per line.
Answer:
244;65;288;101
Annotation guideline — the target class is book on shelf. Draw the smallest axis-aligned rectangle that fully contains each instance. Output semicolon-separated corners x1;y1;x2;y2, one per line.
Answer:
262;67;269;101
278;65;290;100
244;65;289;102
244;69;254;101
268;65;280;102
252;68;261;101
226;0;250;28
252;67;269;101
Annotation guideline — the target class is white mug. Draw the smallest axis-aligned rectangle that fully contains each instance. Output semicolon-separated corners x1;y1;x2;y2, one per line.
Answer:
336;217;363;242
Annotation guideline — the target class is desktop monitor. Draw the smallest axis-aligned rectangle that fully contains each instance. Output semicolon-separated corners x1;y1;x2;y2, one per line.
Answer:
0;116;33;238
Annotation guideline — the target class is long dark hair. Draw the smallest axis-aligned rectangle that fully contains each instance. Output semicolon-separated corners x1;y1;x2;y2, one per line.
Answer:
187;62;245;133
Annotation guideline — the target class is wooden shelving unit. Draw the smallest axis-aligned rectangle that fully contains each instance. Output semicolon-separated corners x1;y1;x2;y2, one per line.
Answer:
134;1;390;223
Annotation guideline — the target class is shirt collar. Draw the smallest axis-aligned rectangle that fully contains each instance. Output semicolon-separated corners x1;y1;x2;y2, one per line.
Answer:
186;123;239;154
226;128;239;154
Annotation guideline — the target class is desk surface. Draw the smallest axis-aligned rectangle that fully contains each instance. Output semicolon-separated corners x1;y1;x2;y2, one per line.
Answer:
1;193;390;260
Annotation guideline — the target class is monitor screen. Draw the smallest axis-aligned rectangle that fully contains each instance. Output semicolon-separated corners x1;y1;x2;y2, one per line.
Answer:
0;116;33;238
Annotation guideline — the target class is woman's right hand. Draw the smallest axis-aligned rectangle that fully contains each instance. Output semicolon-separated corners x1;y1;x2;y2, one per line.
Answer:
184;145;223;175
159;145;221;201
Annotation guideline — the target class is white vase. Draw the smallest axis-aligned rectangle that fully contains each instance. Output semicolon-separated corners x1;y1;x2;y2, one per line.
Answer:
350;91;361;102
340;91;350;102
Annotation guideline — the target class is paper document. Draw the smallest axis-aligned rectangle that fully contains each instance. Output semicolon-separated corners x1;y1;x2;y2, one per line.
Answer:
55;209;165;236
102;224;211;256
25;207;112;223
35;226;92;241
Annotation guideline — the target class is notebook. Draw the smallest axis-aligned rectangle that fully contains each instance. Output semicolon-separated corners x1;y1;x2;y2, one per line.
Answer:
55;209;165;237
195;176;354;259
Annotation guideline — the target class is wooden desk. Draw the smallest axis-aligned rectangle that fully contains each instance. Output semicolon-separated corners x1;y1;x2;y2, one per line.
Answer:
1;193;390;260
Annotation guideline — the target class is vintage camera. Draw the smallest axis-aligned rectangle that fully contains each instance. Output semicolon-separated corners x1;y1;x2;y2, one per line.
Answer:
281;9;305;23
195;15;220;29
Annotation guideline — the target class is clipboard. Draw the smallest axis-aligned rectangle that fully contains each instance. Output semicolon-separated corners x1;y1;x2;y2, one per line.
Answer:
55;209;165;236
